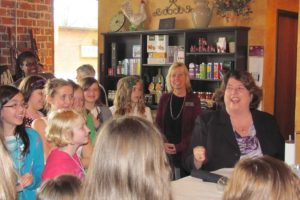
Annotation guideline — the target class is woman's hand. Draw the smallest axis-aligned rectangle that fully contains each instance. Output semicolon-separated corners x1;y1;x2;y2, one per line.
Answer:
193;146;206;169
164;143;176;154
20;173;33;188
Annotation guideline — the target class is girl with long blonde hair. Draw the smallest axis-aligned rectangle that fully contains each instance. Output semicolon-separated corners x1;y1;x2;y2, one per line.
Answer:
110;75;153;122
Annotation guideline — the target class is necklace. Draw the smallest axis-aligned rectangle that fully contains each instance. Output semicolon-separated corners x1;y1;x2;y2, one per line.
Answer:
170;93;186;120
66;151;86;176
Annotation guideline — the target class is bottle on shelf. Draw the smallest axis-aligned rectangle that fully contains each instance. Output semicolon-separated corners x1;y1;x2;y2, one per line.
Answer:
117;61;122;75
154;68;164;104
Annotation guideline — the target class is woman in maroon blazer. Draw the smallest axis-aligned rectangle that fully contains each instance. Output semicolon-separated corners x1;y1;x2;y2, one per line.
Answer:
156;62;201;179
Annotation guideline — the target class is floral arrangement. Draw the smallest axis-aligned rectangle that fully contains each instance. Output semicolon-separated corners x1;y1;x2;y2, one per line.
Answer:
215;0;253;18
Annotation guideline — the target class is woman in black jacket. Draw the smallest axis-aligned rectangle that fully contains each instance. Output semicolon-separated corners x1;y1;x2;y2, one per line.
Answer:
184;70;284;172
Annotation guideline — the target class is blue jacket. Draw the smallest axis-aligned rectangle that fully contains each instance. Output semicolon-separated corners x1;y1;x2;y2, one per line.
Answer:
7;128;44;200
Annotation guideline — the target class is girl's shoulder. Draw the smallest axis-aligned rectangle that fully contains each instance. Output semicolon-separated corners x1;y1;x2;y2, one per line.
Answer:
25;128;42;141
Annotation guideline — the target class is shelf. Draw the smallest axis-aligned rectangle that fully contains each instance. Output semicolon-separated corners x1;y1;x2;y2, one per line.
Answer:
142;64;172;67
102;27;249;107
186;52;235;56
190;78;222;82
107;75;126;79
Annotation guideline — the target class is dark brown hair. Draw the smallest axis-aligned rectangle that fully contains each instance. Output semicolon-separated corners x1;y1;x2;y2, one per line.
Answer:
18;75;46;103
214;70;262;109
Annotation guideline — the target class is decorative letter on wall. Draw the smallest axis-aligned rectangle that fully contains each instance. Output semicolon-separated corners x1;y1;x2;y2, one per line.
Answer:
152;0;192;16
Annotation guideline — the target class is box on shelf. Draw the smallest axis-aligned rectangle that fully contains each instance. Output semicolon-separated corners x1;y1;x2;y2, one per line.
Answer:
147;58;168;64
147;35;156;52
148;52;167;58
132;45;141;58
147;35;169;53
156;35;169;52
175;46;185;63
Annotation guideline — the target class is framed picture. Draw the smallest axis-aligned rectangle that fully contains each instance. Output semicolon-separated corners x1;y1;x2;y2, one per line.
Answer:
159;17;176;30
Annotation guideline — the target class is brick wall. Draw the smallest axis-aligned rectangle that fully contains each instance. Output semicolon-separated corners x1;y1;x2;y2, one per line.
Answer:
0;0;54;73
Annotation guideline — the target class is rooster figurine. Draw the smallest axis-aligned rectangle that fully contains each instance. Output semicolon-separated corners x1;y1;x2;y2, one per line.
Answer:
121;0;147;30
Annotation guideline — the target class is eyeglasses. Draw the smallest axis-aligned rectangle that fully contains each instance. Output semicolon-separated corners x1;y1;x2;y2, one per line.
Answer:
225;86;247;93
3;102;27;109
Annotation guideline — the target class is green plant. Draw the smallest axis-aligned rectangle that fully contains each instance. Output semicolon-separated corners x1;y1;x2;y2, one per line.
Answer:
215;0;253;18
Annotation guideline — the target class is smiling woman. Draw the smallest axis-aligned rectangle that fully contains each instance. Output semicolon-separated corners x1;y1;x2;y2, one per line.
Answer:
183;70;285;172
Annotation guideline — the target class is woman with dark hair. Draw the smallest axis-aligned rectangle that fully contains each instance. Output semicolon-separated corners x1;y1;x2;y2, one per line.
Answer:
0;85;44;199
183;70;284;172
14;51;39;83
79;77;112;134
18;75;46;127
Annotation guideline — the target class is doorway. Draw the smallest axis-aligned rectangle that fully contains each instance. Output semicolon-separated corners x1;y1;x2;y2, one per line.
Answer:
274;10;298;140
53;0;98;80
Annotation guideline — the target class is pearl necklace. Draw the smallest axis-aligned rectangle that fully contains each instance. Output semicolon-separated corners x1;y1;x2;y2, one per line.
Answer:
170;93;186;120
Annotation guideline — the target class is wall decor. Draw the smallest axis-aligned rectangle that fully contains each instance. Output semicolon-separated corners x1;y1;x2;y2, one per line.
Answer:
152;0;192;16
159;17;176;29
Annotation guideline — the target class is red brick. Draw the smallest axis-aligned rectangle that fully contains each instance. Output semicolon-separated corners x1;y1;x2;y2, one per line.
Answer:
28;12;40;19
2;0;16;9
16;27;25;33
2;48;10;56
0;42;5;48
16;10;24;18
2;17;14;24
19;18;33;26
37;5;48;11
0;8;6;15
19;2;34;10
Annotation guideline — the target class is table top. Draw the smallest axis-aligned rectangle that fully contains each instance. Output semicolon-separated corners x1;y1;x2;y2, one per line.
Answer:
171;168;233;200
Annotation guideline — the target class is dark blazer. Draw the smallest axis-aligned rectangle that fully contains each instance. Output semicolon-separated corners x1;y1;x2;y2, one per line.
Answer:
156;92;201;153
183;109;285;172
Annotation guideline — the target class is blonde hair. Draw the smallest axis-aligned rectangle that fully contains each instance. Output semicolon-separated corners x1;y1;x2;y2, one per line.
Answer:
44;78;73;110
166;62;191;92
113;76;145;117
81;116;173;200
46;110;85;147
37;175;81;200
0;135;17;200
223;156;300;200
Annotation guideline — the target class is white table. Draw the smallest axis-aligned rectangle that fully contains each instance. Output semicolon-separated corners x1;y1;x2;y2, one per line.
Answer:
171;168;233;200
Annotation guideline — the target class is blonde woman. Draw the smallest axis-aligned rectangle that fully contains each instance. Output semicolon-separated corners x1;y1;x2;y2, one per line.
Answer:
156;62;201;179
110;75;153;122
223;156;300;200
80;116;172;200
0;135;17;200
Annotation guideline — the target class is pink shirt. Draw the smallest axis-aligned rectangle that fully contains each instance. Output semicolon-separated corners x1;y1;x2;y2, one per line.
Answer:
42;148;85;181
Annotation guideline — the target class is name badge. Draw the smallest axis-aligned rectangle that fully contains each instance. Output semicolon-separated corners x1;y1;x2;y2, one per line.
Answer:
185;102;194;106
